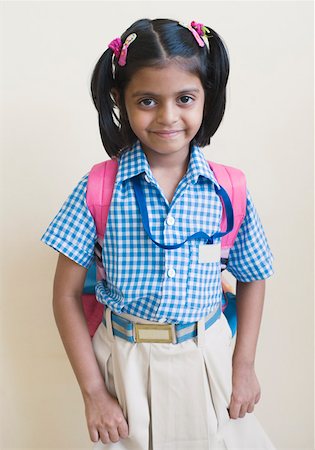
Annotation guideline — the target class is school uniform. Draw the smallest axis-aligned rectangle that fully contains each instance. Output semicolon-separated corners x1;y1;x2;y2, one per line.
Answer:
41;140;275;450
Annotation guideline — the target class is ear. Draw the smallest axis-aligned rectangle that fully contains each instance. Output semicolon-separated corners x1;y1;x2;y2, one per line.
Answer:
111;88;120;107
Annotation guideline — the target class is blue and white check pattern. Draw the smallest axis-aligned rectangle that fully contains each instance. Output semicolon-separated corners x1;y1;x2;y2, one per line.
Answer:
41;140;274;324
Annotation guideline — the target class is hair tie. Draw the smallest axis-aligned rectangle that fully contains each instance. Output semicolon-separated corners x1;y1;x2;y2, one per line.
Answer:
108;37;122;59
108;33;137;67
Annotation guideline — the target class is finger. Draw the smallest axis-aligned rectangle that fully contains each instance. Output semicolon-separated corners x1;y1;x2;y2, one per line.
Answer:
89;426;100;443
247;403;255;413
118;420;129;439
108;428;120;443
99;430;110;445
239;403;249;418
228;399;241;419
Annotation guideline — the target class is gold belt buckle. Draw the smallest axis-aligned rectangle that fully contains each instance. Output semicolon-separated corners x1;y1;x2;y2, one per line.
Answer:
134;323;174;343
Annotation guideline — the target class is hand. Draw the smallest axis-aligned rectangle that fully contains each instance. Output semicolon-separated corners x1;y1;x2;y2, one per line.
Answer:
84;388;129;444
228;362;261;419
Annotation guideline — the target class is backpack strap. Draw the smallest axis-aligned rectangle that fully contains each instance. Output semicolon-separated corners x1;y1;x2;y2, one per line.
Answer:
86;160;119;237
208;161;247;269
86;159;119;279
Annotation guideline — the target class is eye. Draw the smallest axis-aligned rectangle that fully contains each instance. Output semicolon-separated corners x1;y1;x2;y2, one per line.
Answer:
178;95;194;105
139;98;156;107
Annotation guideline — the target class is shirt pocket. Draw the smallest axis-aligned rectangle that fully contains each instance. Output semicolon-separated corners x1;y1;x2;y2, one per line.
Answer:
185;241;222;311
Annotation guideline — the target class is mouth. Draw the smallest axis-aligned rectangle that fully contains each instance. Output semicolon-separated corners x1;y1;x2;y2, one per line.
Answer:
151;130;183;138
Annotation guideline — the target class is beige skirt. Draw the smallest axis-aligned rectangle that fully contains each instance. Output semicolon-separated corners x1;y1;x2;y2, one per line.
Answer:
92;307;276;450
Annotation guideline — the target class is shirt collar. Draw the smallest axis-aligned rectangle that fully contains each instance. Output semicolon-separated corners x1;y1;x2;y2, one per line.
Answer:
187;143;220;188
115;140;220;189
115;140;153;185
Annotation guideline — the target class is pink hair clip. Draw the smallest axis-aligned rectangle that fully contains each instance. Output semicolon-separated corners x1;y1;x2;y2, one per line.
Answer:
188;23;205;47
118;33;137;66
179;21;211;49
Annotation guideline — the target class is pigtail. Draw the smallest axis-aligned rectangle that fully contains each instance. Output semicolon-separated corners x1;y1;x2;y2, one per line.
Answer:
90;49;124;158
195;28;230;146
207;29;230;89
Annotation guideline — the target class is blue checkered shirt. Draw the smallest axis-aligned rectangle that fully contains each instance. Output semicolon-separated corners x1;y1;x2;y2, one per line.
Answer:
41;141;274;324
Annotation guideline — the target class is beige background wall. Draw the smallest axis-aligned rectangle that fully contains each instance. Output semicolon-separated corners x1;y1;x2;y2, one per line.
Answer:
1;1;314;449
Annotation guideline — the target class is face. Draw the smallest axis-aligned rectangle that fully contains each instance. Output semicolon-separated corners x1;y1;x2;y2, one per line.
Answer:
119;63;205;161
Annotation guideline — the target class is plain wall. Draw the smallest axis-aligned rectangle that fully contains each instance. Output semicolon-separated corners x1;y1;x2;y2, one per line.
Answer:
1;1;314;449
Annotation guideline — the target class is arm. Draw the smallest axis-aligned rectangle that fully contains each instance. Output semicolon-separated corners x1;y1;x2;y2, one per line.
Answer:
53;253;128;444
228;279;265;419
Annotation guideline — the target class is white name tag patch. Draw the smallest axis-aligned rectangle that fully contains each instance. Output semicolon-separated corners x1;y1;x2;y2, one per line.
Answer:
198;243;221;263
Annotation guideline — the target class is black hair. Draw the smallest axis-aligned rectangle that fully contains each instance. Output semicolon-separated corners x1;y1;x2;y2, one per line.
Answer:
90;18;230;158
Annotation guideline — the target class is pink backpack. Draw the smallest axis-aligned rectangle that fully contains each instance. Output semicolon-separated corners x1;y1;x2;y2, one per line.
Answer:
82;159;246;337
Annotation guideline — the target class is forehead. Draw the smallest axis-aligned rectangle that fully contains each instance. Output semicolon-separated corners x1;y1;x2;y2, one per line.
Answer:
125;62;203;96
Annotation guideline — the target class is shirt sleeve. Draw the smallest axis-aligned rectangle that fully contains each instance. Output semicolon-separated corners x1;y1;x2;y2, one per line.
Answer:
226;189;274;282
40;173;97;268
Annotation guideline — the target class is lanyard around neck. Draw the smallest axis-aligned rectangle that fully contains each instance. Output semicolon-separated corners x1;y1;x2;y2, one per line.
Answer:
131;174;234;250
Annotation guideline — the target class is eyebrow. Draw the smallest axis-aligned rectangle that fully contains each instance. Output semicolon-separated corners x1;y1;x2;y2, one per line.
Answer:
131;88;200;98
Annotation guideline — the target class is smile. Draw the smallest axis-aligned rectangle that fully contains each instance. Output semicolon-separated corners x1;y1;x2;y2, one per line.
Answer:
152;130;182;138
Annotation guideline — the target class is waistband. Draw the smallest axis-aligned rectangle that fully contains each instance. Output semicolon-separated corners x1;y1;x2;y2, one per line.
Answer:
102;304;222;345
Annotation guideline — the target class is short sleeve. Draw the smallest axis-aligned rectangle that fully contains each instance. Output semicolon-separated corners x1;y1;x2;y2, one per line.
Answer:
40;173;97;268
226;190;274;282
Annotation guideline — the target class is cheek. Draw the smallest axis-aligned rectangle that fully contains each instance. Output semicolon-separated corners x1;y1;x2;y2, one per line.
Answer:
188;107;204;129
128;110;150;131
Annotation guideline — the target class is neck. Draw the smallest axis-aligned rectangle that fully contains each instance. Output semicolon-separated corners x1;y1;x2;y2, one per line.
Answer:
143;146;191;176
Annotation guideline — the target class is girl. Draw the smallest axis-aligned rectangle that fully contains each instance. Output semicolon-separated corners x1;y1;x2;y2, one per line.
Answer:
41;18;276;450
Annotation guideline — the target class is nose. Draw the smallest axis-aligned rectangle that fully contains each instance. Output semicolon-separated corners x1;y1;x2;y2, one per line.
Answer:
156;102;179;126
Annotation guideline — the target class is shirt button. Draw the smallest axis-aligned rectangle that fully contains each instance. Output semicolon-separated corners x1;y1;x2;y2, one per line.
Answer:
166;215;175;226
167;268;176;278
144;174;151;183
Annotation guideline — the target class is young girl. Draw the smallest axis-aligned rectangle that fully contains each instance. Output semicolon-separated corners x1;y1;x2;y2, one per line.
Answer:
41;18;276;450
